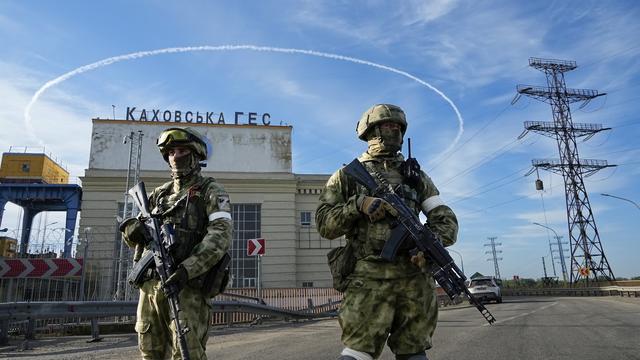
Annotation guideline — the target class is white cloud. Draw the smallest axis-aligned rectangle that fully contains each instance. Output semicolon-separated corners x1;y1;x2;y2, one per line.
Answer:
399;0;460;25
0;61;102;179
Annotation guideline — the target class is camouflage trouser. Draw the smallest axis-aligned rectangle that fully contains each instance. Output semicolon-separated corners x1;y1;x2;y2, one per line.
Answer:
338;273;438;359
135;279;211;360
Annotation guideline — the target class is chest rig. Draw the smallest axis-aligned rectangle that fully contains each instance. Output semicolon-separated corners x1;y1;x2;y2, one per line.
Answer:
353;159;421;258
362;159;421;212
153;177;214;264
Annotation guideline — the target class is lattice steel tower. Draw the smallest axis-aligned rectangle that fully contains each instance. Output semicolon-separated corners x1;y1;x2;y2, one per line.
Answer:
484;237;502;280
114;130;143;301
515;57;615;285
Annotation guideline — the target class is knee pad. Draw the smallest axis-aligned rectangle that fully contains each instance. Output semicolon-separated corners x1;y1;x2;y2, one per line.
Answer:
340;347;374;360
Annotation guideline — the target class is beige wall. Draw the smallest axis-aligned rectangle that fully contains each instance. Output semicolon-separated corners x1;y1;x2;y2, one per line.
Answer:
80;119;334;297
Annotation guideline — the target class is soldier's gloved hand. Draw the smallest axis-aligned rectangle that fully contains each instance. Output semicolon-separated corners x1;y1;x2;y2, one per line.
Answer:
163;266;188;295
119;217;147;245
358;196;399;222
411;251;427;269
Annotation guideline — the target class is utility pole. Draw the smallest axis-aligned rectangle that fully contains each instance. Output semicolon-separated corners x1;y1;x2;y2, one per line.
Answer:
542;256;548;278
114;130;144;301
533;222;570;282
552;235;570;282
484;237;502;279
515;58;615;285
548;240;557;277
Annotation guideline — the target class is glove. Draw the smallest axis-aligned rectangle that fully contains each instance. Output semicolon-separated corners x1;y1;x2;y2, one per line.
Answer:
411;251;427;269
358;196;398;222
119;217;147;246
163;267;188;295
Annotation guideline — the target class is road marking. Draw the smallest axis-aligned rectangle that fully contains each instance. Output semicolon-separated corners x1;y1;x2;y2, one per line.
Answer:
482;301;558;327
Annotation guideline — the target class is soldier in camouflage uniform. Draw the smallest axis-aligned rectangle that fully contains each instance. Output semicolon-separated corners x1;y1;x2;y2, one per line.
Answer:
120;127;233;360
316;104;458;360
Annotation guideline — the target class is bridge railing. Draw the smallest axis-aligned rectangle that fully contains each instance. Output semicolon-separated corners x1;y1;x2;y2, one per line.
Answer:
502;286;640;298
0;294;340;345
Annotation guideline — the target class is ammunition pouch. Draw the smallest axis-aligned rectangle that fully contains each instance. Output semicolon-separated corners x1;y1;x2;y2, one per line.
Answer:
190;253;231;298
127;250;155;288
327;242;357;292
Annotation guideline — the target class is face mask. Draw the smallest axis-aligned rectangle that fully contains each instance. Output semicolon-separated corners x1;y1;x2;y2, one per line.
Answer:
170;152;199;178
367;125;403;156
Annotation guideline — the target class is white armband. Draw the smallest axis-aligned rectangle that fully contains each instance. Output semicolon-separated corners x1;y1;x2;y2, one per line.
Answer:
421;195;446;214
208;211;232;222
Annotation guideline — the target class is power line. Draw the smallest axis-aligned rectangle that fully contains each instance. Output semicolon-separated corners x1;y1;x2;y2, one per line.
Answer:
458;178;565;217
440;137;526;186
611;119;640;129
428;104;513;172
449;166;530;205
579;44;640;69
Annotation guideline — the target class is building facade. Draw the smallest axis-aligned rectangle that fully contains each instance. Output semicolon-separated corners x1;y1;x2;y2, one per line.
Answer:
80;118;338;300
0;236;17;258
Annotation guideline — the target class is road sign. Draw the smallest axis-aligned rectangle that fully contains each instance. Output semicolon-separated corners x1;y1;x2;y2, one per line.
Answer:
0;258;84;278
579;267;590;276
247;238;265;256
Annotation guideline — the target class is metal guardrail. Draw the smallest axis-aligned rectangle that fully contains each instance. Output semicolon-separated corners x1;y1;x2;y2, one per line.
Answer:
502;286;640;298
0;299;338;345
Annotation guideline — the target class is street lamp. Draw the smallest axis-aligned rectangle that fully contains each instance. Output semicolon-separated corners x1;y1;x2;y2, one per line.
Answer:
601;193;640;211
448;248;465;276
532;222;569;282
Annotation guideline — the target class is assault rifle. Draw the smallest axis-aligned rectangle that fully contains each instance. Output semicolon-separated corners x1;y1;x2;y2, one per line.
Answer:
343;159;496;325
128;182;191;359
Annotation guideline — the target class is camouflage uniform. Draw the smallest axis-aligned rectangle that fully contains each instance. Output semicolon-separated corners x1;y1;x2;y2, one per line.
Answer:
122;128;232;360
316;105;458;360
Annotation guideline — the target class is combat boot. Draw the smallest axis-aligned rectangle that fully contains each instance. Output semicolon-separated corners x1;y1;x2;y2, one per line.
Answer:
339;348;374;360
396;352;428;360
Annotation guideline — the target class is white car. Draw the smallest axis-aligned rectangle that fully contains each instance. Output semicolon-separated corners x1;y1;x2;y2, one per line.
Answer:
467;276;502;304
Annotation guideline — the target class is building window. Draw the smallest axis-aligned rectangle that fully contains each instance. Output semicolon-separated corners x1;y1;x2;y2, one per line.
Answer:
302;281;314;288
300;211;311;226
21;163;30;172
230;204;261;288
117;201;136;218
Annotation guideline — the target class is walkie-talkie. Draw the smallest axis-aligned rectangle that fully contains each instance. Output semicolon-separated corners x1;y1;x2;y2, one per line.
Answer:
403;138;421;187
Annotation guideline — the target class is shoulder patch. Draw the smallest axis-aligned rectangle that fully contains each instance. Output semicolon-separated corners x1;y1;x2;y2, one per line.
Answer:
217;194;231;212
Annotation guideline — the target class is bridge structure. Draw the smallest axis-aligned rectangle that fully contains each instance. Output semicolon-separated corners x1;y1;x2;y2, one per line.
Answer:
0;183;82;258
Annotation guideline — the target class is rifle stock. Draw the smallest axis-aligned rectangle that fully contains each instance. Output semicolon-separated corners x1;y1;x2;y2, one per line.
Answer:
128;182;192;359
343;159;496;325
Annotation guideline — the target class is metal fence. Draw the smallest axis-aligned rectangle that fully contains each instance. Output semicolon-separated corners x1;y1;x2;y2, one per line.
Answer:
0;288;344;344
0;229;114;303
1;226;462;343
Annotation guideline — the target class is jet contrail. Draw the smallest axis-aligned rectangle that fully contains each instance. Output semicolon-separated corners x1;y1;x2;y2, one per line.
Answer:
25;45;464;155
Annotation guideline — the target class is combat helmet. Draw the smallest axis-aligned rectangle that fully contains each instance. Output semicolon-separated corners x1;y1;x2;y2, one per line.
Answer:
356;104;407;140
156;127;210;162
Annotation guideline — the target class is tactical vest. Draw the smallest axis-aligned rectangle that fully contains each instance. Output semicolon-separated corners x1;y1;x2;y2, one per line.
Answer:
151;177;230;297
351;159;422;259
153;177;214;265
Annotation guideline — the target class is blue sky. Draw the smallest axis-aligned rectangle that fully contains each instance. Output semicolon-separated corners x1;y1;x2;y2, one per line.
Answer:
1;0;639;279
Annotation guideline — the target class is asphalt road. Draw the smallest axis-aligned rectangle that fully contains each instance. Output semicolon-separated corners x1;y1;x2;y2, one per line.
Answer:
1;296;638;360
